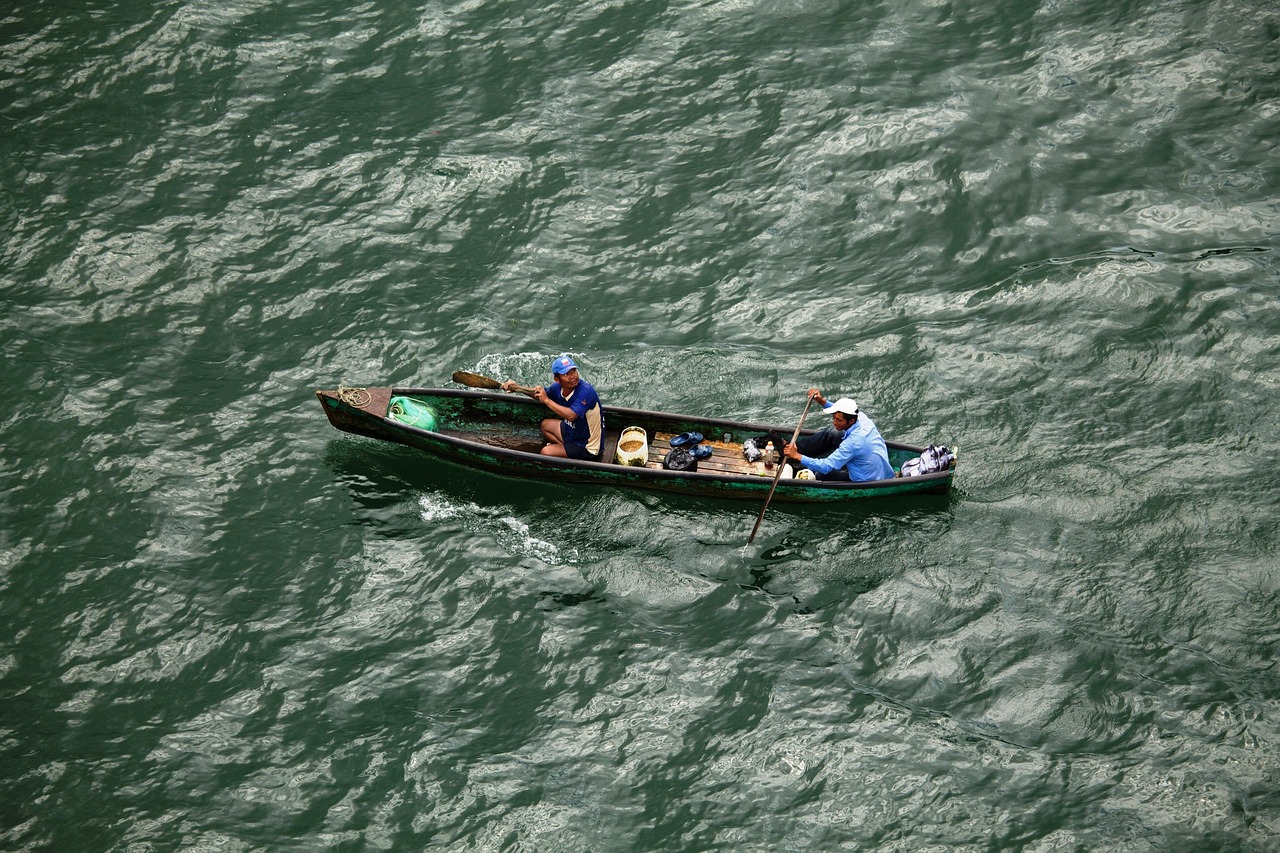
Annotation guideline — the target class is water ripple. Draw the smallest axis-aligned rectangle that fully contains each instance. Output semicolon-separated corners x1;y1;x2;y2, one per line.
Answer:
5;0;1280;849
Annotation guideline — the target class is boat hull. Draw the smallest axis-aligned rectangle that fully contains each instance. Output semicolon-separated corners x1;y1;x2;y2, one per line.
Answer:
316;387;955;503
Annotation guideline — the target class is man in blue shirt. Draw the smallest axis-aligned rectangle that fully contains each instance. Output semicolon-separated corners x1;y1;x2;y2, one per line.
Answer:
504;355;604;460
782;389;894;482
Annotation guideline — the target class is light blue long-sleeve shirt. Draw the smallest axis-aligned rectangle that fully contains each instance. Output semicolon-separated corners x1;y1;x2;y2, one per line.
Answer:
799;414;894;482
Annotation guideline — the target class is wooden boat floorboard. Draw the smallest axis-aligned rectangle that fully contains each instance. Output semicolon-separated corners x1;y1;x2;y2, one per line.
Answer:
645;433;773;478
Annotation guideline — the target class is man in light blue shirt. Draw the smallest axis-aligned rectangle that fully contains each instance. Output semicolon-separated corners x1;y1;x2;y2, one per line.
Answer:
782;389;894;482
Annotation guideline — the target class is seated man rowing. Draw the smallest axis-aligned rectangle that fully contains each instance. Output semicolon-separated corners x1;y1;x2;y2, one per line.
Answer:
502;355;604;460
782;388;894;482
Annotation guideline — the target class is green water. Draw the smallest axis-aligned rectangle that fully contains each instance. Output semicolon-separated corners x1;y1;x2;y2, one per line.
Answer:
3;0;1280;849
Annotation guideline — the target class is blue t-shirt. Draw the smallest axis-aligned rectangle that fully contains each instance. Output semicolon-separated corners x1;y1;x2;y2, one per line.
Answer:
799;414;894;482
545;379;604;458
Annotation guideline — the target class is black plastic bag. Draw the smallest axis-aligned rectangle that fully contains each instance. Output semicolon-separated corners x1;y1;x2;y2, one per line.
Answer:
662;447;698;471
742;432;784;463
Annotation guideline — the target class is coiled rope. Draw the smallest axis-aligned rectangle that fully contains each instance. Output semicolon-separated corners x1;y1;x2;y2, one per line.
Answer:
337;385;372;408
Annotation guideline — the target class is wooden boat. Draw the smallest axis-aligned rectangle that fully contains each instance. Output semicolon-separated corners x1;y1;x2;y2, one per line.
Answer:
315;385;955;503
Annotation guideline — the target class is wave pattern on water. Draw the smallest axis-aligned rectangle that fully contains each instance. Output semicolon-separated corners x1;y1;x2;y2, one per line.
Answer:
4;0;1280;850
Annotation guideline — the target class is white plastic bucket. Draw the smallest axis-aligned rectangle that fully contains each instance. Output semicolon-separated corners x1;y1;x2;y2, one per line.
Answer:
615;426;648;466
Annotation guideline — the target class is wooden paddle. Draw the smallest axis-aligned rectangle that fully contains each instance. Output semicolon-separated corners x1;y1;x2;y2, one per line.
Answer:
748;393;816;544
451;370;539;398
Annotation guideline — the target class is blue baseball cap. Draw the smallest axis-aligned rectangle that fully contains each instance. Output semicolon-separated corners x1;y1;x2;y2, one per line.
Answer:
551;355;579;375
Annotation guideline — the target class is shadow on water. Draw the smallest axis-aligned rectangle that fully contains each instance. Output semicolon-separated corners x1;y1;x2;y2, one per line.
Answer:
322;436;575;513
535;587;609;612
322;436;961;610
738;493;958;608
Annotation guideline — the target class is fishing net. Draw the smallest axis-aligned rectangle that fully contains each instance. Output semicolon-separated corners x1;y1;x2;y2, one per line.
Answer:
388;396;437;430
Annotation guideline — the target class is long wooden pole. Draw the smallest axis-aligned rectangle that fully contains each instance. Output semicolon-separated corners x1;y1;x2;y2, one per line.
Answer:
748;394;816;544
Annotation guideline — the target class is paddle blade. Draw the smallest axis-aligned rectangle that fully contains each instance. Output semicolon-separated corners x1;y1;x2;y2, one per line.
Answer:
452;370;502;390
452;370;538;397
